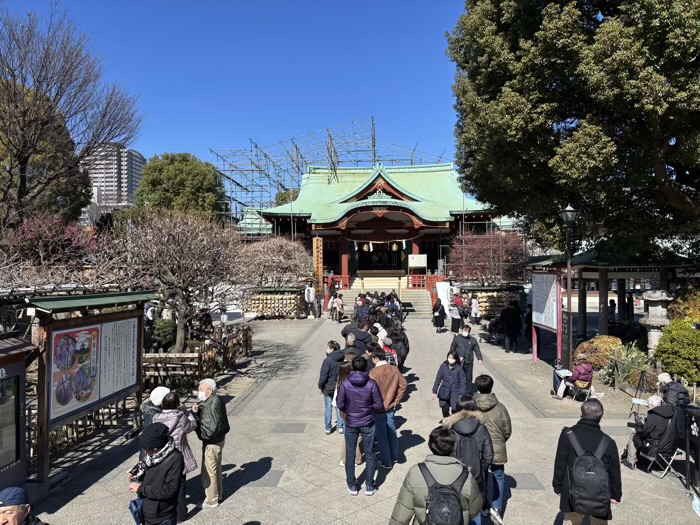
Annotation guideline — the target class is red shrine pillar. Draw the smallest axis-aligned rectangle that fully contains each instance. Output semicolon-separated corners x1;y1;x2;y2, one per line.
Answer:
340;238;349;277
412;239;420;255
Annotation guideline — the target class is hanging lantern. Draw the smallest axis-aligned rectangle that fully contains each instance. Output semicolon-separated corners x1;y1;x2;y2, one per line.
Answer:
402;240;406;250
363;243;369;252
391;242;399;252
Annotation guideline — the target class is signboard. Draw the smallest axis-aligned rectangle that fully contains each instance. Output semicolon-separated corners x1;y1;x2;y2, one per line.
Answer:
532;272;559;331
313;237;323;294
561;311;572;366
50;317;139;424
409;254;427;268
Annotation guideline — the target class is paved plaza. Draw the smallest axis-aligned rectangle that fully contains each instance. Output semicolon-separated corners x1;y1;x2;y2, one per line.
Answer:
35;317;697;525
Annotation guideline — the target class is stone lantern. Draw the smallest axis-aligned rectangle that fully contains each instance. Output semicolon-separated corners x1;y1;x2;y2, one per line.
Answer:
640;290;673;358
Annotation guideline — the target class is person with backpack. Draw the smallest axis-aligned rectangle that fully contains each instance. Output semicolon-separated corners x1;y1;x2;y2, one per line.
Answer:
389;426;482;525
450;325;483;395
553;399;622;525
443;395;494;525
621;395;679;470
370;349;408;469
432;350;467;418
382;337;399;366
474;375;511;525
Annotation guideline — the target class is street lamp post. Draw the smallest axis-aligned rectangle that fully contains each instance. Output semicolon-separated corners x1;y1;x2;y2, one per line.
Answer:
561;205;578;370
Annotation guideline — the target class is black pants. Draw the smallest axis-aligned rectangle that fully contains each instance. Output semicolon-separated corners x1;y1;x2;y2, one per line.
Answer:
177;474;187;522
441;404;451;418
463;361;474;395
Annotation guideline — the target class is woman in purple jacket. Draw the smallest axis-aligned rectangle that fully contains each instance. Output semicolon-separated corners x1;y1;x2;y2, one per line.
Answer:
432;350;467;418
336;357;385;496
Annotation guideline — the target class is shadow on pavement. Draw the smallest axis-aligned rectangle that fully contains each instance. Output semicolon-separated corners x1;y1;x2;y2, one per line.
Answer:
398;429;426;456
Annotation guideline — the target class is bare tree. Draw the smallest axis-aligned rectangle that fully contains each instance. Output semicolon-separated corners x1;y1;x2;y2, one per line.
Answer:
245;237;311;289
447;231;527;285
0;7;142;226
120;210;249;352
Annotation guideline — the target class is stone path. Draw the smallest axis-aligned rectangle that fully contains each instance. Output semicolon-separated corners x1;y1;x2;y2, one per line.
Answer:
35;317;698;524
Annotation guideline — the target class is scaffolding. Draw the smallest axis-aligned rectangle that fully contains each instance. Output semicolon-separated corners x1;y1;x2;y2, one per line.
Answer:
209;117;446;220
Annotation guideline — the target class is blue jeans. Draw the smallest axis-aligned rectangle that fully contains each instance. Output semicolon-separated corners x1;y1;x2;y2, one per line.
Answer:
324;394;343;432
374;410;399;466
344;424;376;489
490;464;506;513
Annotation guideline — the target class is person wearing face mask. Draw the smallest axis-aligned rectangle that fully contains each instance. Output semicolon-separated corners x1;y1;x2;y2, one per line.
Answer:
432;350;467;419
319;340;346;435
450;325;483;395
193;378;230;509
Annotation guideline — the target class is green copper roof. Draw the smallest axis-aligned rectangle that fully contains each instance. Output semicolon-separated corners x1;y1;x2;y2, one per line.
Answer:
237;208;273;235
260;163;490;224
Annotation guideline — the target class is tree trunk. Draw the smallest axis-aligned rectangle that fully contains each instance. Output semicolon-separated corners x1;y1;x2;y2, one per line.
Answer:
175;311;187;353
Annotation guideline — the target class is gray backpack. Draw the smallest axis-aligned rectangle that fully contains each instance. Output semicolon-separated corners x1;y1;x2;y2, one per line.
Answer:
419;463;469;525
566;430;610;517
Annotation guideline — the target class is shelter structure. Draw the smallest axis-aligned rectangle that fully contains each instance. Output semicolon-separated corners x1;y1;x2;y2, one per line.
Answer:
526;250;691;342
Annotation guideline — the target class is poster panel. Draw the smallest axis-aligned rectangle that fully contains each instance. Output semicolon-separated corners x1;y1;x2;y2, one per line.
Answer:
409;254;427;268
50;325;101;421
532;272;559;331
50;316;140;424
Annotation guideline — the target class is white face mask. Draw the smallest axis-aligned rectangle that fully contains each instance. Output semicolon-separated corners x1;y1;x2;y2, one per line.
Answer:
448;359;457;366
462;332;469;337
198;391;208;402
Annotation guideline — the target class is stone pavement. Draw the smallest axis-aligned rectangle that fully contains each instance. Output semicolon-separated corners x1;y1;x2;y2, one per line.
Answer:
35;317;698;524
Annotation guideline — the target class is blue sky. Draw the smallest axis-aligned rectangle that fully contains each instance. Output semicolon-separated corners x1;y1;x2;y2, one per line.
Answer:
14;1;465;163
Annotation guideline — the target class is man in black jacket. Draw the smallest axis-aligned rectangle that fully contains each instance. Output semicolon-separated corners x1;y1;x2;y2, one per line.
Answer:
129;423;184;525
194;378;230;509
500;301;521;353
449;325;483;395
553;399;622;525
319;340;345;435
353;321;373;353
622;395;678;469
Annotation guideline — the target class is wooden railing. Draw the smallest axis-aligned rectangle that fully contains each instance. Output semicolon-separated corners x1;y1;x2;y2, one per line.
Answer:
407;275;427;289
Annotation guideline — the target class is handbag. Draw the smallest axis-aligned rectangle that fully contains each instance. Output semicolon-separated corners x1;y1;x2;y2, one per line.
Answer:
129;497;144;525
437;380;450;401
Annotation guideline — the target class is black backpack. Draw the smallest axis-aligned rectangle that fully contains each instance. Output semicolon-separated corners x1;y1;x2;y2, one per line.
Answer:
452;428;483;483
418;463;468;525
566;430;611;517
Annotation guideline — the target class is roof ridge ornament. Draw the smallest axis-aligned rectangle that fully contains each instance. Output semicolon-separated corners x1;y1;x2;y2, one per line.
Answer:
367;189;391;200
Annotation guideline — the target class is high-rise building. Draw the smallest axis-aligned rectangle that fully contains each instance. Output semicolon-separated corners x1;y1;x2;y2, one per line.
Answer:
81;143;146;223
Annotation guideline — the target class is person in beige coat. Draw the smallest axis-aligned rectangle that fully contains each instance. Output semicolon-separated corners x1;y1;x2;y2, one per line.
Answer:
389;427;482;525
474;375;512;525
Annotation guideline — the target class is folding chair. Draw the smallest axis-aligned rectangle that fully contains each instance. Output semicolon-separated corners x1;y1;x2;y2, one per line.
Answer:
640;447;684;480
568;382;592;402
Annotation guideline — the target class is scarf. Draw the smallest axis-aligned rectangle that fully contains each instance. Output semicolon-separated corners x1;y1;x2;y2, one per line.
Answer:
129;437;176;480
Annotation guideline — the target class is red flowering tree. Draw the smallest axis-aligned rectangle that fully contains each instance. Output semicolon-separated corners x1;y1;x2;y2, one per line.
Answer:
447;231;527;284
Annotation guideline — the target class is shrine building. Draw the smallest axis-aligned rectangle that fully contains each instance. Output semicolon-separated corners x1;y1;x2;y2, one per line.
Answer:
242;162;510;288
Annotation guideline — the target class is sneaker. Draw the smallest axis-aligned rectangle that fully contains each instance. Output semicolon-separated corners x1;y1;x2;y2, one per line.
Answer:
365;485;378;496
325;429;331;435
348;486;359;496
339;461;345;466
197;501;219;509
377;462;392;470
392;459;399;465
489;508;505;525
338;428;344;435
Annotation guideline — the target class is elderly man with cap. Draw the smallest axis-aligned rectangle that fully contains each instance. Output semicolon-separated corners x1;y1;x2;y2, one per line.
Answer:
128;422;184;525
658;372;690;406
0;487;47;525
193;378;230;509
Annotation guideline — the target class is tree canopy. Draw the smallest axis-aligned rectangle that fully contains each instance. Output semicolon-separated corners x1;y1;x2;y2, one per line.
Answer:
448;0;700;255
136;153;227;216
